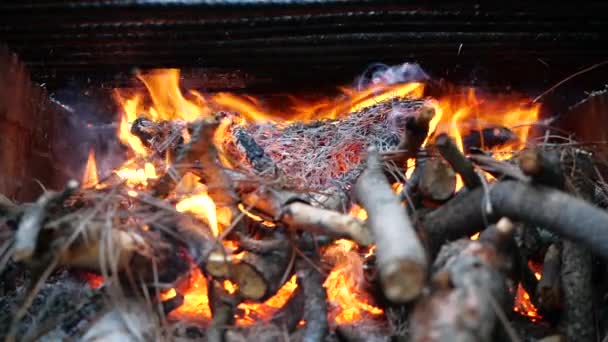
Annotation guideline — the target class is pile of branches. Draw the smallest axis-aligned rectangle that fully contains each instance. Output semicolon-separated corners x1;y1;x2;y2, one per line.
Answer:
2;97;608;342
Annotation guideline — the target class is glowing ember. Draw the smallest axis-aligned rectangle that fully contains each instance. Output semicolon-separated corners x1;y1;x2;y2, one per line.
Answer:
82;147;99;188
235;275;298;326
514;283;541;321
82;272;104;289
323;239;383;324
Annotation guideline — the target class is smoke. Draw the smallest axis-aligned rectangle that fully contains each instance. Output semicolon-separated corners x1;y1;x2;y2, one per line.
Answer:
356;62;430;91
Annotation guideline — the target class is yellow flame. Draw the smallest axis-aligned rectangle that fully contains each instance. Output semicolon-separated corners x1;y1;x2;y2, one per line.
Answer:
176;188;219;237
82;148;99;188
323;239;383;324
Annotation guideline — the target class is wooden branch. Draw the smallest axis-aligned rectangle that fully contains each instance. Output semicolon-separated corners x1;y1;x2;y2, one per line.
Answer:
422;180;608;260
241;189;372;246
270;287;305;332
391;106;435;165
354;148;427;302
519;148;565;189
410;220;515;342
207;279;238;342
535;243;562;320
418;157;456;202
281;202;373;246
296;257;328;342
559;240;594;342
468;153;529;182
13;180;79;262
232;245;292;301
233;231;289;254
435;133;482;189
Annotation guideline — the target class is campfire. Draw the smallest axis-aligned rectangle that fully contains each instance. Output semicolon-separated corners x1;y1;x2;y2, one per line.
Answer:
2;61;608;342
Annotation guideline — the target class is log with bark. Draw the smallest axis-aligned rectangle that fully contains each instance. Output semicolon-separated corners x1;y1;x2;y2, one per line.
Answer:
240;188;372;246
354;148;427;302
535;243;562;322
296;256;328;342
421;180;608;260
435;133;482;190
384;105;435;166
417;157;457;202
410;218;517;342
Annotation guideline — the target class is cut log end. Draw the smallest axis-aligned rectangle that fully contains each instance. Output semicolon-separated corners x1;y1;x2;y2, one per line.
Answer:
232;262;268;301
381;259;426;302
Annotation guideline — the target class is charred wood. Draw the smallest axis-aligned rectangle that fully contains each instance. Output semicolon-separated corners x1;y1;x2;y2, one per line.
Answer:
354;148;427;302
270;286;305;332
335;323;391;342
462;126;517;153
130;116;185;155
422;180;608;260
468;154;529;182
233;231;289;255
435;133;481;190
232;126;279;178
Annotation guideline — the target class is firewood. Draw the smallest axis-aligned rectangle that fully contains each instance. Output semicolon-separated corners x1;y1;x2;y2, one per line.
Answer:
462;126;516;153
296;256;328;342
417;157;457;202
435;133;482;190
270;286;305;332
559;240;594;342
233;231;289;254
240;189;372;246
389;105;435;166
410;218;516;342
207;279;239;342
518;148;565;189
422;180;608;260
281;202;373;246
13;180;79;262
130;116;185;155
154;120;240;227
535;243;562;321
232;244;292;301
468;153;529;182
558;149;595;342
354;147;427;302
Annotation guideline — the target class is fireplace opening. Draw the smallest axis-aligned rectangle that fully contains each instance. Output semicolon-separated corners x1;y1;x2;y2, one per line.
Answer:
2;2;608;341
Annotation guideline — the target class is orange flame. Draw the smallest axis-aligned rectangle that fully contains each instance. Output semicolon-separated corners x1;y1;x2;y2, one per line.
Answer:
112;69;543;326
323;239;383;324
82;147;99;188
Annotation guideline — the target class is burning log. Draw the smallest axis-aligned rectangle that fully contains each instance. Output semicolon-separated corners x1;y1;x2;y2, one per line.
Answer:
422;180;608;260
130;117;185;155
207;279;239;342
417;157;457;202
354;148;427;302
232;244;292;301
389;106;435;166
154;120;239;221
13;180;79;262
270;287;305;332
410;218;516;342
435;133;481;190
296;256;328;342
535;243;562;321
240;189;372;246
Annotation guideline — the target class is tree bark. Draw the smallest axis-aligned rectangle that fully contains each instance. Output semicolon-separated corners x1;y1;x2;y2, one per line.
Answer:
354;148;427;302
